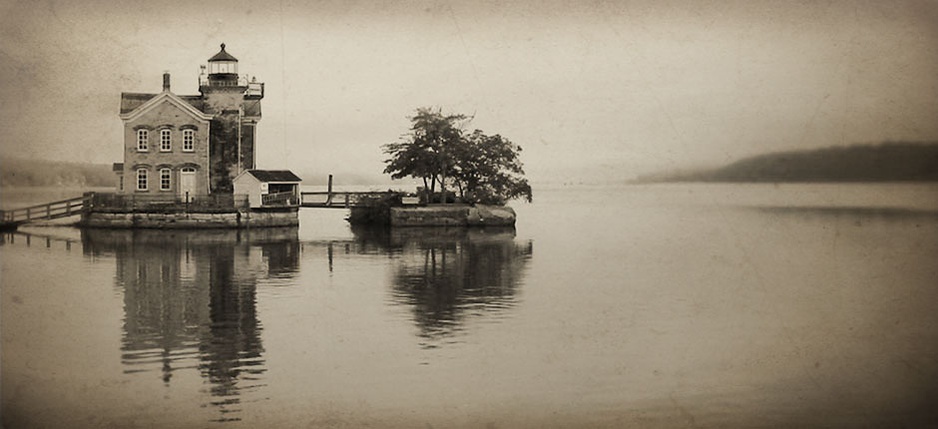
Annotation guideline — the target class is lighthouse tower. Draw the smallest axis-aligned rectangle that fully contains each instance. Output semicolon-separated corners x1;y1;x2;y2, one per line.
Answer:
199;43;264;193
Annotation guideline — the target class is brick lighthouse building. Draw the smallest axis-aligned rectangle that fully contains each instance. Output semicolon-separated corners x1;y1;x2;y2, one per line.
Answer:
116;43;265;196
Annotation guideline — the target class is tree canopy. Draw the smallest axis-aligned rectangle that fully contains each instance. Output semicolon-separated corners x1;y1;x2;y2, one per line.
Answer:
383;107;532;205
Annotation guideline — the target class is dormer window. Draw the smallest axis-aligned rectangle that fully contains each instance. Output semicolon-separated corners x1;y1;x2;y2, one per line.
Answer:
160;129;172;151
137;129;149;151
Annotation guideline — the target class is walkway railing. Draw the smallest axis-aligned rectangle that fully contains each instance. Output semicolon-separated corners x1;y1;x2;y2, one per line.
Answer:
262;191;297;206
300;191;398;208
0;195;90;227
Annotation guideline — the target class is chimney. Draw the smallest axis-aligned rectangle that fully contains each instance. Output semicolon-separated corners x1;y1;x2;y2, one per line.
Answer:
162;72;171;91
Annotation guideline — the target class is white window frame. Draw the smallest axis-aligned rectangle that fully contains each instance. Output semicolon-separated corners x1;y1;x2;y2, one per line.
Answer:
137;130;148;152
182;129;194;152
159;168;172;191
136;168;148;191
160;129;172;152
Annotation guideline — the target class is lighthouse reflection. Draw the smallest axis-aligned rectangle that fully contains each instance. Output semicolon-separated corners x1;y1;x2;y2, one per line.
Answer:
350;226;534;348
81;228;299;422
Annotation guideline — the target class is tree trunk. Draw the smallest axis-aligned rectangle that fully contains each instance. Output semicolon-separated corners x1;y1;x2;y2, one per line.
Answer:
440;172;446;205
422;176;430;203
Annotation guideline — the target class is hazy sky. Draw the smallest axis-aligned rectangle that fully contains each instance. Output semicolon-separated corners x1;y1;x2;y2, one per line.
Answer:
2;0;937;183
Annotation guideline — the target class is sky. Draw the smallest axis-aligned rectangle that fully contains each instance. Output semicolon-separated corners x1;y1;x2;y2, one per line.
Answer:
1;0;937;184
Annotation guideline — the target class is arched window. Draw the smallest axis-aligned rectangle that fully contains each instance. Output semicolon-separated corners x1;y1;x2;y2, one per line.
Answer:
160;168;172;191
137;129;148;152
160;129;172;151
182;129;194;152
136;168;148;191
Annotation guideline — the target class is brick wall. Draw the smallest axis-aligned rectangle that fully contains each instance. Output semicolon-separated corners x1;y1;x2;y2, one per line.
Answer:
123;101;210;196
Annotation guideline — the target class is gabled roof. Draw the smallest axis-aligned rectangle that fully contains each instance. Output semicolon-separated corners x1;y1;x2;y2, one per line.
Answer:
179;95;205;112
120;93;158;114
243;170;302;182
122;93;206;114
119;91;213;123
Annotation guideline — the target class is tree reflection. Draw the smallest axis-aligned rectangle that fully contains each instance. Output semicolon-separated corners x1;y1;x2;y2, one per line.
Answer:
81;228;299;422
352;226;533;348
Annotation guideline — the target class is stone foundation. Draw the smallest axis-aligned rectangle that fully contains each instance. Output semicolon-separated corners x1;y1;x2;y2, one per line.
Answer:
387;205;516;227
81;208;298;229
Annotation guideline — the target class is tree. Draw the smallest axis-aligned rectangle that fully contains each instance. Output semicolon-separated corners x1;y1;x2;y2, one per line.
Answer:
383;107;466;200
450;130;532;204
383;107;532;205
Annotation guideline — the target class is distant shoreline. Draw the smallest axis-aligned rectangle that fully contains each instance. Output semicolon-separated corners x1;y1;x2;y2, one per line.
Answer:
635;142;938;184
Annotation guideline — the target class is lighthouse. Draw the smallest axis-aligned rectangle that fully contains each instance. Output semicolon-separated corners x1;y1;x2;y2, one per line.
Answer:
199;43;265;193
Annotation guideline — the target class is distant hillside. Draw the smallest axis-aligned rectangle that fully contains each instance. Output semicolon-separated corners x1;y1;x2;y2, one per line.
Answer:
1;157;114;187
640;142;938;183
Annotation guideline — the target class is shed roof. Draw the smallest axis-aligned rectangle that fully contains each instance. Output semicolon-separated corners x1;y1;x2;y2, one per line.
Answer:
243;99;262;117
244;170;302;182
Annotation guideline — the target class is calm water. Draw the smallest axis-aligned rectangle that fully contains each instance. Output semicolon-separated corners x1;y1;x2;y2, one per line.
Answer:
3;183;938;428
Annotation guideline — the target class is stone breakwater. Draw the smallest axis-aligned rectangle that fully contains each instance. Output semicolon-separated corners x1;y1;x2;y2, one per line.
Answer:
387;205;516;227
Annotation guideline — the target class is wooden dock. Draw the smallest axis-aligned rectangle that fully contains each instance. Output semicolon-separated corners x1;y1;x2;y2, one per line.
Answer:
0;195;90;230
299;191;397;209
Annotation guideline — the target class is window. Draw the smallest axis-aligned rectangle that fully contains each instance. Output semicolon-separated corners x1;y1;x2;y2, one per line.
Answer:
182;129;194;152
119;176;124;191
160;168;171;191
160;129;171;151
137;130;148;151
136;169;148;191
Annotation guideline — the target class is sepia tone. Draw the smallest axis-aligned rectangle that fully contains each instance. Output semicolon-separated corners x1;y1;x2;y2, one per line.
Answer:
2;1;938;428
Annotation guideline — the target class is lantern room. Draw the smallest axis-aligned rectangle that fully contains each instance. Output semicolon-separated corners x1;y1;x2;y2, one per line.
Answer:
208;43;238;75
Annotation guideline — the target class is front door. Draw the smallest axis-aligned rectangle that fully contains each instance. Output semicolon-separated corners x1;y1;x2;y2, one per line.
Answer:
179;168;196;202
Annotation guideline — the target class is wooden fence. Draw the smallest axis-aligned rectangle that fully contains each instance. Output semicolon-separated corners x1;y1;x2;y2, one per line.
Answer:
0;195;90;227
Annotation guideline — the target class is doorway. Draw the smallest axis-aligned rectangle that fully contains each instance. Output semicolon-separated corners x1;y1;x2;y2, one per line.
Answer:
179;168;196;202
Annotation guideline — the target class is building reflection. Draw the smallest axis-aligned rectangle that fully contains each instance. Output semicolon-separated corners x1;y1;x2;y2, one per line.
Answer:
81;228;299;422
351;226;533;348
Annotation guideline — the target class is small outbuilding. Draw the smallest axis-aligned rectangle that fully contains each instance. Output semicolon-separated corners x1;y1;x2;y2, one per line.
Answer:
233;170;302;209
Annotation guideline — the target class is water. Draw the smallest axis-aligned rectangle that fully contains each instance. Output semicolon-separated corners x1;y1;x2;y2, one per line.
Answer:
3;183;938;428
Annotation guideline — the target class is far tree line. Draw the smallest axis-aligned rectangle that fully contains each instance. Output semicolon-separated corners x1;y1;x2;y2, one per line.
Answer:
383;107;533;205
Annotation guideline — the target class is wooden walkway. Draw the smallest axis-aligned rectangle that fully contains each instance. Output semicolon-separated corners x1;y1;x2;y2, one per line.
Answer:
0;195;90;230
299;191;397;209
